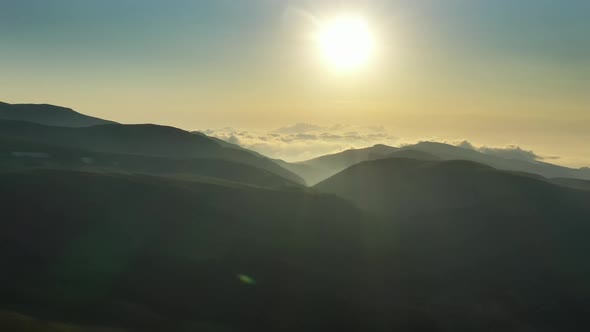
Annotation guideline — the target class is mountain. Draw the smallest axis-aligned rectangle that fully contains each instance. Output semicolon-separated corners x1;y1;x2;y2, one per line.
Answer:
0;170;365;332
196;135;322;187
551;177;590;191
272;159;323;186
192;132;269;158
0;102;115;127
4;166;590;331
400;141;590;180
372;148;441;161
0;137;301;189
314;157;590;217
289;144;399;185
4;101;590;331
302;144;398;170
292;141;590;185
314;158;590;331
0;120;305;185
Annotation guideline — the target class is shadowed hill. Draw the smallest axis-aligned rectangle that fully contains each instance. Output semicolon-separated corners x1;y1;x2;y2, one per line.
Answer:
314;158;590;217
0;310;127;332
302;144;398;170
289;144;399;185
0;102;115;127
2;167;590;331
0;170;365;332
551;177;590;191
313;157;590;331
0;137;301;189
0;120;304;185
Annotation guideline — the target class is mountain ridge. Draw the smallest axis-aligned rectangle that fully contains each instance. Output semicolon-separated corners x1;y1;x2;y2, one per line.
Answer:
0;101;116;127
281;141;590;185
0;120;305;185
314;157;590;217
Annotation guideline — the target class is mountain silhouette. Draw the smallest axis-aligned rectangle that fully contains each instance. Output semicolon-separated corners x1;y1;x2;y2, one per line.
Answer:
312;158;590;332
314;157;590;217
0;101;115;127
372;148;441;161
0;120;304;185
0;170;365;332
287;144;399;185
3;101;590;331
3;165;590;331
0;137;301;189
289;141;590;185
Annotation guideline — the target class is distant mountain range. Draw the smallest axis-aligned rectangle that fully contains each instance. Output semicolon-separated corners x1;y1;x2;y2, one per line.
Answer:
315;157;590;217
0;136;300;189
2;100;590;331
287;141;590;185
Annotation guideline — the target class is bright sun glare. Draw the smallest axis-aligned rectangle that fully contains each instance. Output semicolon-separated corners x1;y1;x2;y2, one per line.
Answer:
317;16;375;72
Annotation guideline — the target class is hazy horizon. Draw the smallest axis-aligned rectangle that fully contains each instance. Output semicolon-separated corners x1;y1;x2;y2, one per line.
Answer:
2;0;589;165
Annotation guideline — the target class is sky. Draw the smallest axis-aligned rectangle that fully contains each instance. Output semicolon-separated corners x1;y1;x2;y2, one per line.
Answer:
1;0;589;165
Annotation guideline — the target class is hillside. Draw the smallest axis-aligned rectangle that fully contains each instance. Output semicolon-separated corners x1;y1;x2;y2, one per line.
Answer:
314;158;590;217
313;158;590;331
0;102;115;127
291;144;399;185
2;167;590;331
401;142;590;180
0;310;127;332
551;177;590;191
291;142;590;185
0;170;365;332
373;149;441;161
0;137;301;189
0;120;304;185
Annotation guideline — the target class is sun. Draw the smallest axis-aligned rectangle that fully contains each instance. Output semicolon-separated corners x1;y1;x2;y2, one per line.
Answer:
316;16;375;72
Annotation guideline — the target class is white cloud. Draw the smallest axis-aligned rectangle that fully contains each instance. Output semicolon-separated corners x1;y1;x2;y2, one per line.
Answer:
457;140;550;163
200;124;565;165
201;124;399;162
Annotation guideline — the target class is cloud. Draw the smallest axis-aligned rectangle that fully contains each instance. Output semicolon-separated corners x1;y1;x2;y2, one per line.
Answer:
274;123;323;134
456;140;549;162
479;146;541;162
226;134;241;145
201;124;399;162
200;125;559;165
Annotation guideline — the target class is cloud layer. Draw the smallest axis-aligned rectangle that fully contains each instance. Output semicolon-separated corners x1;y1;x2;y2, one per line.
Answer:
455;140;558;163
201;123;398;162
201;123;557;164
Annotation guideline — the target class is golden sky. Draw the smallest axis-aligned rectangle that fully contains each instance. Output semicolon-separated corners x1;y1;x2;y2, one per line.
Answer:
1;0;588;165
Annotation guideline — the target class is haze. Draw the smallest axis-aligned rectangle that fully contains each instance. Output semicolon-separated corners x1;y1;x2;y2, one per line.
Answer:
1;0;589;166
